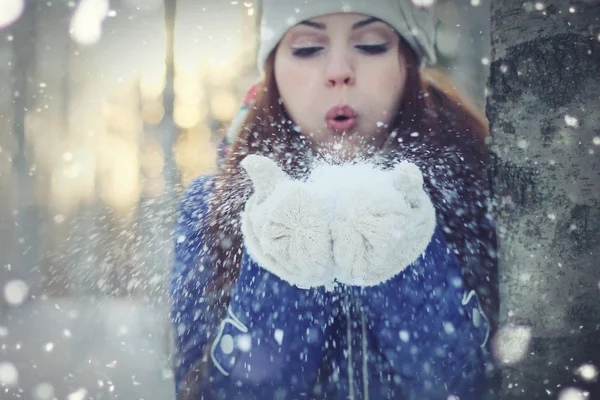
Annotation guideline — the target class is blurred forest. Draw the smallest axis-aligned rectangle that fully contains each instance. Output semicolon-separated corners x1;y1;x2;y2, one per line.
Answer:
0;0;491;398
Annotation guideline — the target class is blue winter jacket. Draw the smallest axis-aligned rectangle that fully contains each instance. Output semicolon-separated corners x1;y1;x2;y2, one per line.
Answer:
170;175;491;400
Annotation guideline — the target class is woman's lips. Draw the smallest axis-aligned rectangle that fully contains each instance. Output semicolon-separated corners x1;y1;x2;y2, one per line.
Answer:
326;105;358;132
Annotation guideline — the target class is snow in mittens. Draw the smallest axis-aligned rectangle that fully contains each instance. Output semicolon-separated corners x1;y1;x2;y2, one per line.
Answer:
309;160;437;286
241;155;437;289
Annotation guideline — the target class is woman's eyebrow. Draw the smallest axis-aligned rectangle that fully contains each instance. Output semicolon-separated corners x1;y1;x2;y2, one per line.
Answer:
352;17;381;30
298;17;381;30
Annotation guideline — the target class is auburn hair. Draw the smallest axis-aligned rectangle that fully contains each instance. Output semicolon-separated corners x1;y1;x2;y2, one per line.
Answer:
199;39;497;373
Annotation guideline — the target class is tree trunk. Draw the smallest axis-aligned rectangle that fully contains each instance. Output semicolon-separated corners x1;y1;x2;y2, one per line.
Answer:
488;0;600;398
3;0;42;306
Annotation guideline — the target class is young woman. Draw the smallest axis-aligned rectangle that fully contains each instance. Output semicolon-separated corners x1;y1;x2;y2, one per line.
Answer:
171;1;498;399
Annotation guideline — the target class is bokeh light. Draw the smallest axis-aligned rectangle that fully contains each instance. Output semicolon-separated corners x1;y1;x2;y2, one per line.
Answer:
0;362;18;386
492;324;532;365
33;382;55;400
69;0;109;45
0;0;24;28
98;135;141;213
210;90;238;122
4;279;29;306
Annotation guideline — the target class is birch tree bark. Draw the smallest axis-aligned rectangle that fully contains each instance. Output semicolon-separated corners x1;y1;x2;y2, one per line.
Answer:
488;0;600;398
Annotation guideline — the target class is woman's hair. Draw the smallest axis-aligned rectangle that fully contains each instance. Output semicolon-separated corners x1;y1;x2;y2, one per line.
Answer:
202;37;497;350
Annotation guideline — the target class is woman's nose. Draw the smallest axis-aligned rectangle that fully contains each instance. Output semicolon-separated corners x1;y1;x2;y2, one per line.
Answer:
325;51;355;88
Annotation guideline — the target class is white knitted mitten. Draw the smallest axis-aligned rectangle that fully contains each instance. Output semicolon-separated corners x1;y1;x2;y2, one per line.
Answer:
240;155;335;289
329;161;437;286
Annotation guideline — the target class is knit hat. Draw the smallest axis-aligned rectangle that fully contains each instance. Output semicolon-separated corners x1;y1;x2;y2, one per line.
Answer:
257;0;437;76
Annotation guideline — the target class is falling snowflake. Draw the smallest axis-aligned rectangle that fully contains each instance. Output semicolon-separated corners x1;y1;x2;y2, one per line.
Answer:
576;363;598;382
517;139;529;149
0;0;24;29
33;382;55;400
69;0;109;45
4;279;29;306
67;388;88;400
237;334;252;352
274;329;284;345
0;362;18;386
411;0;435;7
399;330;410;342
492;324;532;365
564;115;579;127
558;387;589;400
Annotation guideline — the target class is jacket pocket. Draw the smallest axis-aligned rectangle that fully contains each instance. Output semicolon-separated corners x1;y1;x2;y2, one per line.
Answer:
210;307;248;377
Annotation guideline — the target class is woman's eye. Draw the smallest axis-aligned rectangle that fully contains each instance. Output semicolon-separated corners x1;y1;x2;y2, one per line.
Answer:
292;47;323;57
356;44;389;55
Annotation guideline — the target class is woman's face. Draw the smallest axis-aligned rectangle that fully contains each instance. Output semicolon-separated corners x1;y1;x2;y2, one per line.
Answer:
274;13;407;160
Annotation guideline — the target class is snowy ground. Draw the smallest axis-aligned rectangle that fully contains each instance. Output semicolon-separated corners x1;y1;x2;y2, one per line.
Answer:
0;299;175;399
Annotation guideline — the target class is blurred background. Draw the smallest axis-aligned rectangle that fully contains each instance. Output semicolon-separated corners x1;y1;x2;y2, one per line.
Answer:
0;0;490;398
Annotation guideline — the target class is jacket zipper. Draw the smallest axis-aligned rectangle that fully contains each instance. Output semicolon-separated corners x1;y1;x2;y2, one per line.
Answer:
345;295;356;400
360;303;369;400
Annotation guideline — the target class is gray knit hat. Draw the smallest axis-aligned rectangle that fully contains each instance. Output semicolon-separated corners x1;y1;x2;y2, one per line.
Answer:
257;0;437;76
